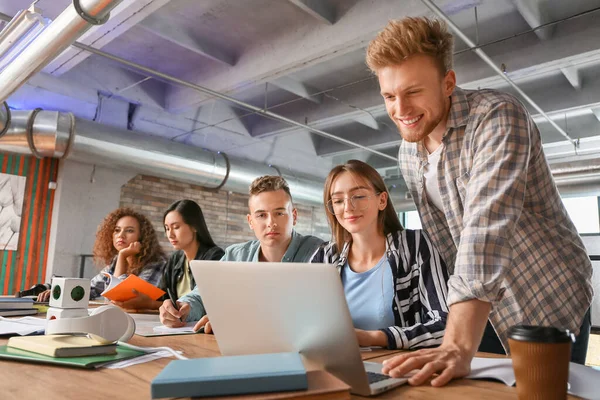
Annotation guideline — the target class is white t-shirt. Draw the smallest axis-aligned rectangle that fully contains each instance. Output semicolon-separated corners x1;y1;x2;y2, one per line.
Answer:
423;144;444;212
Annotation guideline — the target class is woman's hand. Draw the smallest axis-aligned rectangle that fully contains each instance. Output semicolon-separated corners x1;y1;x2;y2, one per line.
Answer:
36;289;50;302
119;241;142;258
355;329;388;347
111;289;160;310
159;299;190;327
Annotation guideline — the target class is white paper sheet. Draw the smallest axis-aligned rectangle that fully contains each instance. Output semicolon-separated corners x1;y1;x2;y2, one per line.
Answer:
467;357;516;385
467;357;600;399
0;316;46;335
103;350;184;369
129;313;199;336
152;322;197;334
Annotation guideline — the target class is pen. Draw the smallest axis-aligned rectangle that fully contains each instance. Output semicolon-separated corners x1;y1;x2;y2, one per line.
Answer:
166;289;183;322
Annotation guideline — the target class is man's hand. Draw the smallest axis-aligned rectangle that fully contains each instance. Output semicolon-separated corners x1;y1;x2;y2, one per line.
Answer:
381;299;491;387
381;343;471;386
193;315;213;334
355;329;388;347
159;299;190;327
112;289;160;311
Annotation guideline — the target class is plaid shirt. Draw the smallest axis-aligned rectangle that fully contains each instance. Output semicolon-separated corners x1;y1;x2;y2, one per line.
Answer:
311;230;450;350
398;87;593;349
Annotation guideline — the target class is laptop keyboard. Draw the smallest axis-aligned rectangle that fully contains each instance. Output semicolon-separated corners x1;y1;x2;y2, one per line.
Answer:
367;371;390;384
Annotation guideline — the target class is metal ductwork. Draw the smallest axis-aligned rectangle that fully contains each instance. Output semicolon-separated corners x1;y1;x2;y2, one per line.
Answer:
0;110;324;205
0;0;124;103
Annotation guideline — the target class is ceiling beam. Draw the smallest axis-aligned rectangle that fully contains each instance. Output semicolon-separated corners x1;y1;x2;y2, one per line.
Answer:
196;101;251;136
43;0;173;76
139;13;235;66
513;0;555;41
269;77;323;104
288;0;335;25
352;113;380;130
165;1;427;112
592;106;600;123
560;66;582;90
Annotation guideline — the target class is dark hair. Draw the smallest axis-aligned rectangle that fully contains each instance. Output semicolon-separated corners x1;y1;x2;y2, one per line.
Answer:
163;200;217;248
93;207;166;275
324;160;403;251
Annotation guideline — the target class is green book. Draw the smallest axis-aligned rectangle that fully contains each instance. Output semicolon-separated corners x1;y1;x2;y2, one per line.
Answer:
0;344;145;368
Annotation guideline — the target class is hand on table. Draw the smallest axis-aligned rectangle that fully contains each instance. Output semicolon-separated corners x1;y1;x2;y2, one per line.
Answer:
355;328;388;347
381;343;472;386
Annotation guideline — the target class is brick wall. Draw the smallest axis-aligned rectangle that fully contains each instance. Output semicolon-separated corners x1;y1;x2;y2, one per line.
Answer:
120;175;331;252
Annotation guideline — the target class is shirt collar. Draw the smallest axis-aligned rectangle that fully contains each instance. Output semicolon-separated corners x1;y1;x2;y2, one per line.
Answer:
256;230;300;262
445;86;470;130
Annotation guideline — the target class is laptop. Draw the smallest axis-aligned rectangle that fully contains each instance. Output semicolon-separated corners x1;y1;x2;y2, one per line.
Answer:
190;261;408;396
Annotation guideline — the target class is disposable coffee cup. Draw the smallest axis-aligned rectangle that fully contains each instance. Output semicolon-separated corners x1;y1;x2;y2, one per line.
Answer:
508;325;574;400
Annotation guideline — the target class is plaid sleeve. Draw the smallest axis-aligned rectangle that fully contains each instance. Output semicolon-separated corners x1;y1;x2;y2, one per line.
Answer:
448;100;531;306
136;260;166;287
89;265;111;299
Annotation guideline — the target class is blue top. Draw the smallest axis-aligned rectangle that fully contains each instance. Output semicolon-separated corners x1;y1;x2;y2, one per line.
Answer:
311;230;450;350
179;230;324;321
341;255;395;331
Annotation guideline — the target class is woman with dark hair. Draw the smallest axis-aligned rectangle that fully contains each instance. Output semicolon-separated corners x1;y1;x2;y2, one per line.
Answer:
311;160;450;350
37;208;166;309
160;199;224;302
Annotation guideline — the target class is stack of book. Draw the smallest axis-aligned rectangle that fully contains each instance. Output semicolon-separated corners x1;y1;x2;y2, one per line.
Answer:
0;297;37;317
1;335;146;368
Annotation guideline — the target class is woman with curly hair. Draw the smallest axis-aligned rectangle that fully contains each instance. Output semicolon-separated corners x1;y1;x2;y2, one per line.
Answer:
37;208;166;310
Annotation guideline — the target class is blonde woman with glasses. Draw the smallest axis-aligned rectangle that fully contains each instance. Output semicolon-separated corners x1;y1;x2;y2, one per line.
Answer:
311;160;450;350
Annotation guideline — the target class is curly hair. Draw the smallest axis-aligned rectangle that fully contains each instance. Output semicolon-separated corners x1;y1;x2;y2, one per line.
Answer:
93;207;165;275
366;17;454;75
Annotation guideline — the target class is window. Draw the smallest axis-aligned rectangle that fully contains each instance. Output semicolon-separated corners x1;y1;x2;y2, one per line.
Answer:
562;196;600;234
403;210;422;230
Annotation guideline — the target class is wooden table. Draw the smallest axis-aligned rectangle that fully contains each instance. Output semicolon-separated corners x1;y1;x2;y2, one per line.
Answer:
0;326;581;399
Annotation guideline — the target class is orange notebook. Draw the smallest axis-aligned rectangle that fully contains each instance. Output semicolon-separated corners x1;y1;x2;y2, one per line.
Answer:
101;273;165;302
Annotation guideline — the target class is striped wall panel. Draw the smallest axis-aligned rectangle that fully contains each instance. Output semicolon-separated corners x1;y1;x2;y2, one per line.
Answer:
0;154;58;295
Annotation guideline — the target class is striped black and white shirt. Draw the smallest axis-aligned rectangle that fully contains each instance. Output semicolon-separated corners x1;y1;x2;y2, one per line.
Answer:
310;229;449;350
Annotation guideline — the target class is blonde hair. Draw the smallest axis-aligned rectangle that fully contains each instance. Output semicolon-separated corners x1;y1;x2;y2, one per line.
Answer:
249;175;293;202
323;160;403;252
366;17;454;75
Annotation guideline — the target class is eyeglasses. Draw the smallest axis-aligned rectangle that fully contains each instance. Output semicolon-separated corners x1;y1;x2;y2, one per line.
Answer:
326;192;381;215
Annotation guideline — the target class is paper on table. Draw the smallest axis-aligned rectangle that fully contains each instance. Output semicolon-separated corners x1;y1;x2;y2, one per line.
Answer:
0;316;46;335
129;313;199;337
152;322;197;334
467;357;600;399
467;357;515;386
103;350;183;369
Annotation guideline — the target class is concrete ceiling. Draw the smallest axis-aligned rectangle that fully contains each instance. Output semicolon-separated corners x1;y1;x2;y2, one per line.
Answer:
2;0;600;191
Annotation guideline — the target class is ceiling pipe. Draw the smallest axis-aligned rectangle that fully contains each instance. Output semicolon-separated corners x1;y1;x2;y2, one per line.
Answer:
0;101;9;137
0;0;124;103
421;0;577;147
0;10;395;163
0;110;324;205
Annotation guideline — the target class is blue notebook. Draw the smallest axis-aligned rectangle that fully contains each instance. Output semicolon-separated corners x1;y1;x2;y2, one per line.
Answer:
151;352;308;399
